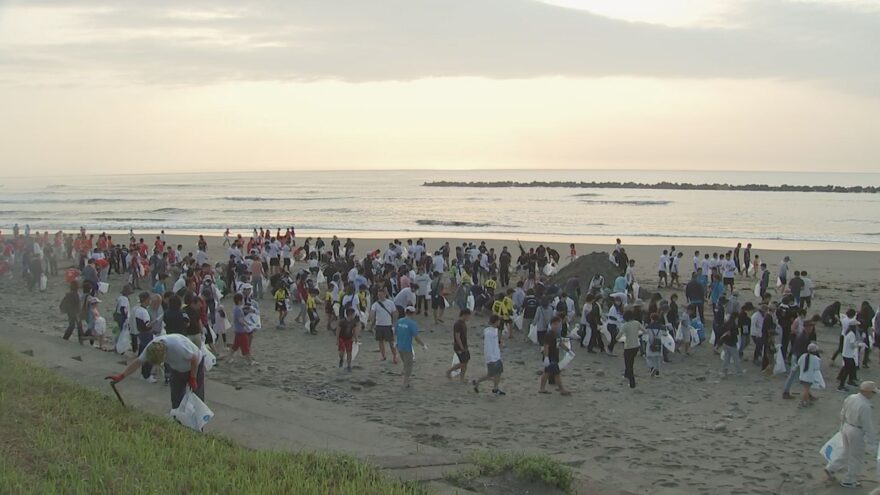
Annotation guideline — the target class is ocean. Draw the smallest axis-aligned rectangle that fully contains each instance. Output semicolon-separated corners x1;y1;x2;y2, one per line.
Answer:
2;169;879;250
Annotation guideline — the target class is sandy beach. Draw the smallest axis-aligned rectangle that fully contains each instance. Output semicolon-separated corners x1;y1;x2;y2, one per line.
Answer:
4;233;880;495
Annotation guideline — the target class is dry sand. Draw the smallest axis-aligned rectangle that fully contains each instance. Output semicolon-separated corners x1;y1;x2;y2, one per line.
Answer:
4;233;880;495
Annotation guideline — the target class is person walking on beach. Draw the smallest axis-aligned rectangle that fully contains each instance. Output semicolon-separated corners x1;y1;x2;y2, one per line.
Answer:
446;309;472;381
369;287;398;363
337;307;360;372
759;263;770;298
686;272;706;324
645;313;666;377
619;309;642;388
396;306;427;388
60;281;83;341
657;250;669;289
837;320;861;392
824;381;878;488
719;313;745;377
473;315;505;396
539;316;571;396
108;333;205;409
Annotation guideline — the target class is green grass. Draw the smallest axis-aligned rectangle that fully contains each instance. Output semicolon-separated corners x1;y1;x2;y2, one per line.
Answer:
447;451;574;493
0;346;426;495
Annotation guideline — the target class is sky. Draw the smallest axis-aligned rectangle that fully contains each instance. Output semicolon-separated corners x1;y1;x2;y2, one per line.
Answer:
0;0;878;176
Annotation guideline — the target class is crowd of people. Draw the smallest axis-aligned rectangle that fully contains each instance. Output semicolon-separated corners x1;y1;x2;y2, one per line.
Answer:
3;224;879;488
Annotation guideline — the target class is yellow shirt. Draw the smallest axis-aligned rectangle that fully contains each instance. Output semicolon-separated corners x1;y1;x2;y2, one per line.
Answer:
502;296;514;315
307;295;316;311
491;300;509;318
274;289;287;303
485;279;497;291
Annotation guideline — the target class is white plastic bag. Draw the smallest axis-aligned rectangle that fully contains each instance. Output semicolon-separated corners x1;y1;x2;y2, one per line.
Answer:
450;353;461;377
316;270;326;286
352;341;360;361
690;327;700;347
245;313;261;331
661;333;676;353
558;349;575;370
39;274;48;291
528;324;539;345
170;390;214;432
543;263;555;277
812;371;826;390
709;330;716;345
444;297;451;309
819;432;843;464
201;345;216;372
753;282;761;298
93;316;107;336
773;345;787;374
513;312;524;330
115;329;131;355
466;294;475;312
98;282;110;294
632;282;640;300
599;325;612;345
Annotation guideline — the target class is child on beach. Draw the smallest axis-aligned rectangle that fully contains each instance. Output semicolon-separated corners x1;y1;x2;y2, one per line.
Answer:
228;293;254;365
307;288;320;335
274;284;289;329
568;243;576;262
337;307;360;372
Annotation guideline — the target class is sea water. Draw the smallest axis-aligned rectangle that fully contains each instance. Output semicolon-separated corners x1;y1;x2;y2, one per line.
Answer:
1;169;879;250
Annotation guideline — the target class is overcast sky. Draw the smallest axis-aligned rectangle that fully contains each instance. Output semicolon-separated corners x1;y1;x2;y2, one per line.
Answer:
0;0;878;175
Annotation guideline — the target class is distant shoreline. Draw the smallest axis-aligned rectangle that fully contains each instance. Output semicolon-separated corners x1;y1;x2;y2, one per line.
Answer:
422;180;880;193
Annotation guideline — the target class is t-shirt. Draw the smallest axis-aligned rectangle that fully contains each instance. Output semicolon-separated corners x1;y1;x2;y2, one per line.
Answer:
132;305;150;333
395;317;419;352
393;288;415;309
116;295;131;319
138;334;199;373
483;326;501;363
789;277;804;296
232;305;248;334
338;319;355;340
658;255;669;272
371;299;395;326
453;319;468;352
620;320;642;350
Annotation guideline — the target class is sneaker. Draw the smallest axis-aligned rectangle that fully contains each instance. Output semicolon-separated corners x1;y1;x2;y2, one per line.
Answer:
144;376;157;384
472;380;479;393
492;389;506;396
345;366;352;373
782;393;794;400
840;480;861;488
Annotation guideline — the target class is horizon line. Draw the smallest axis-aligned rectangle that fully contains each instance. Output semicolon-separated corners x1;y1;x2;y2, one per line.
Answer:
1;167;878;179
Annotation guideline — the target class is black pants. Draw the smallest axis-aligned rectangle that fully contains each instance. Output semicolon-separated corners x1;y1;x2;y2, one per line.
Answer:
752;336;764;361
416;295;428;314
499;267;510;287
780;328;791;362
137;332;154;378
607;325;619;352
838;357;858;388
624;347;638;388
170;359;205;409
63;314;82;340
694;302;705;324
587;324;604;352
831;335;844;362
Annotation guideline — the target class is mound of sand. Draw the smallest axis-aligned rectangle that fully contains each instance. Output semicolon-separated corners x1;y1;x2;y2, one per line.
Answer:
552;252;620;290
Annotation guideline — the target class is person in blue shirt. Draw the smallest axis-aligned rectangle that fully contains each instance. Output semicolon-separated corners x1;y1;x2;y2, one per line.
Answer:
396;306;428;388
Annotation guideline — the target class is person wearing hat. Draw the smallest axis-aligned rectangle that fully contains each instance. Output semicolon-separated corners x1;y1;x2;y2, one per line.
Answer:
783;312;816;399
108;333;205;410
395;306;427;388
825;381;878;488
795;343;822;408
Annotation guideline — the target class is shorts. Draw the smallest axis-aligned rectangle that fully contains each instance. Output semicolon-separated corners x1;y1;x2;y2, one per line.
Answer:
723;277;734;286
337;337;353;353
326;302;337;316
658;271;667;278
283;258;291;268
275;301;287;312
544;363;560;376
431;295;444;310
400;351;414;376
232;332;251;355
270;258;280;267
487;360;504;377
375;325;394;342
455;350;471;364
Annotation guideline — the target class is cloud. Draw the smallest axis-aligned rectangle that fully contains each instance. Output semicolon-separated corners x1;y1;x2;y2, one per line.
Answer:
0;0;877;92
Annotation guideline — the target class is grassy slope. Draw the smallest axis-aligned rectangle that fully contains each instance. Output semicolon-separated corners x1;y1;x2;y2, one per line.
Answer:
0;346;425;495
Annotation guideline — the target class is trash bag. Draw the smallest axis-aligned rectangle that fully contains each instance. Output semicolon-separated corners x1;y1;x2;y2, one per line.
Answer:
444;297;451;309
819;432;843;464
528;324;539;345
690;327;700;347
94;316;107;336
98;282;110;294
115;329;131;355
513;312;524;330
753;282;761;298
812;371;826;390
559;350;575;370
450;353;461;377
245;313;261;331
39;274;48;291
599;325;612;345
466;294;475;312
352;341;360;361
709;330;716;345
201;345;217;372
170;390;213;432
773;344;787;374
661;333;676;353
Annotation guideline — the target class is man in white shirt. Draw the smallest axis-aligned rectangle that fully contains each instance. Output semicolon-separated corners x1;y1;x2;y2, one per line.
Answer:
195;248;208;267
670;252;683;288
722;253;737;293
433;252;446;275
837;316;861;392
657;250;669;288
750;305;766;364
369;287;399;363
825;381;878;488
472;315;505;395
393;286;417;315
800;271;814;309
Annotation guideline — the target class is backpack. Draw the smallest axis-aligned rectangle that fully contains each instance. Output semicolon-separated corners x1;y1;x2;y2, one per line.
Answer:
649;329;662;352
